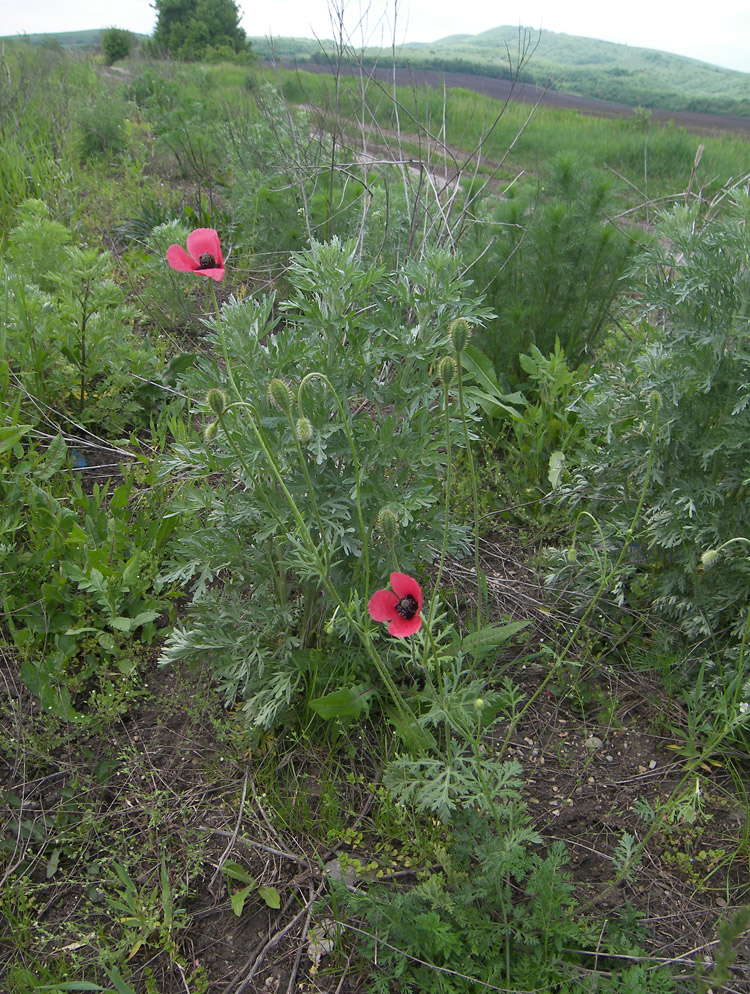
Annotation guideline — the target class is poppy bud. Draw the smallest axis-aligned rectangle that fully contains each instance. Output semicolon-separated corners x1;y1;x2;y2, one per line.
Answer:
449;318;471;353
296;416;313;442
649;391;662;414
207;388;227;416
700;548;721;569
204;420;219;441
376;508;398;540
438;355;455;385
268;378;293;413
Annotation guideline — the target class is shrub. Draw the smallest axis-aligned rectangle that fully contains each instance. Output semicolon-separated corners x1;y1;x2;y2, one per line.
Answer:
75;95;127;161
470;154;638;377
101;27;135;66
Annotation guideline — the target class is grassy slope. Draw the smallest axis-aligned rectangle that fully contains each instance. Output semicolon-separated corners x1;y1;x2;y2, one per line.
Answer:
251;25;750;116
1;28;148;48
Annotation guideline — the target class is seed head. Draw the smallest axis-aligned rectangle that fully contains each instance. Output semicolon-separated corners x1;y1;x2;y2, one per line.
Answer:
449;318;471;354
438;355;456;386
376;508;398;541
700;548;721;570
295;416;313;443
207;388;227;416
268;378;293;413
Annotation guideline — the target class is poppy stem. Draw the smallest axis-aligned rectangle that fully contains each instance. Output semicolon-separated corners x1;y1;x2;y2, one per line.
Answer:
208;279;242;403
455;352;483;653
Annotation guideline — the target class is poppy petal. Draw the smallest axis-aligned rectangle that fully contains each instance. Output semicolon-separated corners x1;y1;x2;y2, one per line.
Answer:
389;572;423;609
167;244;198;272
186;228;223;265
389;613;423;637
197;264;225;282
368;589;398;622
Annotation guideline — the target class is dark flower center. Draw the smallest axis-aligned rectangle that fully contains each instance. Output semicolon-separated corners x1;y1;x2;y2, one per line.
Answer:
395;594;418;620
199;253;217;268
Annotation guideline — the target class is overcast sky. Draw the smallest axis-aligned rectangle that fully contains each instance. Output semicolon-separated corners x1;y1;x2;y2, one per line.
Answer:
5;0;750;73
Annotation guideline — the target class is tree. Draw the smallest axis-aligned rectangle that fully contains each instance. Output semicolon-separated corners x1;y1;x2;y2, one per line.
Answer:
101;27;135;65
152;0;250;61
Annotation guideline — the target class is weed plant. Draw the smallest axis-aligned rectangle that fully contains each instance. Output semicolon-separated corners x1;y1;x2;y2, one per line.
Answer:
546;185;750;724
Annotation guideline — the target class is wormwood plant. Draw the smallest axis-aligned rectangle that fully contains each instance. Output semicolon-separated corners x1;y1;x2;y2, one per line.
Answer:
547;188;750;670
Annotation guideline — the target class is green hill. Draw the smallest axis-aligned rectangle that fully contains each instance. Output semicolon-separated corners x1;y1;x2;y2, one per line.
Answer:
2;28;148;50
251;25;750;117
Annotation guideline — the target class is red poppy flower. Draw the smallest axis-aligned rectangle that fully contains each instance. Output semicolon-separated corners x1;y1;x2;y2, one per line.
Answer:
368;572;424;637
166;228;225;282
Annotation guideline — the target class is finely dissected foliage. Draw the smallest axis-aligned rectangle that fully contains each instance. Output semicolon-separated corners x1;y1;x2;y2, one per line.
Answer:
159;239;490;729
3;204;158;432
548;189;750;658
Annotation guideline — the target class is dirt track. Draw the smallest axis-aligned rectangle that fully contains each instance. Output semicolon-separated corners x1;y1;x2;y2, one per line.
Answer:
297;62;750;137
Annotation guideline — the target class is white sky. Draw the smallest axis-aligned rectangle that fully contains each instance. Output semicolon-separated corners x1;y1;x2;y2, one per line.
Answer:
4;0;750;73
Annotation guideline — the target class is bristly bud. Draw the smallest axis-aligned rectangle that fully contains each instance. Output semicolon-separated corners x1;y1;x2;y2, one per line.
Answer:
376;508;398;541
649;390;662;414
207;388;227;416
701;548;721;570
268;378;293;413
204;420;219;441
473;698;485;711
566;547;577;564
295;416;313;443
449;318;471;353
438;355;456;386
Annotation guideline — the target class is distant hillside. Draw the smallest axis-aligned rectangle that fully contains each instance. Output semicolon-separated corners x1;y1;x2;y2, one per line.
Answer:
252;26;750;118
2;28;148;50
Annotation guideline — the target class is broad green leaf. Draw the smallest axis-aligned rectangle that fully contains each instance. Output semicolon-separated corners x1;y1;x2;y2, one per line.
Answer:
38;433;68;480
230;883;256;917
258;885;281;909
222;860;256;885
109;483;130;512
457;620;530;659
110;616;135;632
548;450;566;489
0;423;32;454
309;685;372;719
46;846;61;878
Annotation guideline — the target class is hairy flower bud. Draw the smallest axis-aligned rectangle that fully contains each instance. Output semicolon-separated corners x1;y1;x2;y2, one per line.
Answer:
449;318;471;353
268;378;293;413
474;698;485;711
204;419;219;441
376;508;399;541
207;388;227;416
649;390;662;414
438;355;456;386
700;548;721;570
295;416;313;443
